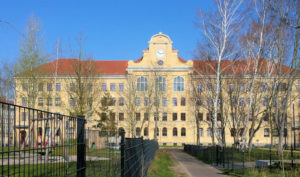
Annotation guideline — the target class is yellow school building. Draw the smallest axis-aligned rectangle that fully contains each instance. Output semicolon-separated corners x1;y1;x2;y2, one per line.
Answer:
14;33;300;146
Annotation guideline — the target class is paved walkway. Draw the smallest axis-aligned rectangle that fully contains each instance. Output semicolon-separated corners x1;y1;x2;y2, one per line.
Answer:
168;149;228;177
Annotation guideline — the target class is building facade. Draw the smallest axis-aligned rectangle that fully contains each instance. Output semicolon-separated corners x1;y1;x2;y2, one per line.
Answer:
14;33;300;146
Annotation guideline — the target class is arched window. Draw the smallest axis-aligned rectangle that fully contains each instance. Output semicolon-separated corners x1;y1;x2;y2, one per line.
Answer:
118;127;125;136
144;127;149;136
162;127;167;136
136;127;141;137
173;128;178;136
173;76;184;91
137;76;148;91
181;128;186;136
156;76;166;91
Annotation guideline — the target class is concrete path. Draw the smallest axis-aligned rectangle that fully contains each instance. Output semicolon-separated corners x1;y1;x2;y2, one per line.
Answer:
168;149;228;177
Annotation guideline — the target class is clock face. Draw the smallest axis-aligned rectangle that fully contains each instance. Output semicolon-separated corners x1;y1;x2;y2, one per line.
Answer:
155;49;166;59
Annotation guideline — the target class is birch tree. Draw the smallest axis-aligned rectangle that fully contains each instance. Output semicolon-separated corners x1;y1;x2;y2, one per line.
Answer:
195;0;243;146
14;15;49;108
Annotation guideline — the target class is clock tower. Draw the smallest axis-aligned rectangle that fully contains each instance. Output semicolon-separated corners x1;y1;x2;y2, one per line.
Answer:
128;32;193;69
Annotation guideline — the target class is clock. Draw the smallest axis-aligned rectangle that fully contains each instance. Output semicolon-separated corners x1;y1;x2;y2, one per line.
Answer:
155;49;166;59
157;60;164;65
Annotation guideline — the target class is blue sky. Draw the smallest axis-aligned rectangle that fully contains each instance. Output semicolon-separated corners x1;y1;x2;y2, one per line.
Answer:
0;0;214;62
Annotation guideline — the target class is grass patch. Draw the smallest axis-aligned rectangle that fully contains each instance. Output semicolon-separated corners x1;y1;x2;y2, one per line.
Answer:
222;166;300;177
0;159;120;177
148;150;177;177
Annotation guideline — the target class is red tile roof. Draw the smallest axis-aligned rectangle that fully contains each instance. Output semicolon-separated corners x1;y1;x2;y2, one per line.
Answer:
16;58;128;76
16;58;299;77
193;58;300;75
0;97;14;104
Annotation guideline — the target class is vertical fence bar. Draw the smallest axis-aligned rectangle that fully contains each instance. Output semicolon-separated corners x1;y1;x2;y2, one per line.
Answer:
77;116;86;177
120;130;125;177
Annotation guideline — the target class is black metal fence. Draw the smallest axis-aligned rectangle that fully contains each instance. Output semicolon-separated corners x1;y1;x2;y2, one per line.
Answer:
0;101;158;177
121;132;159;177
184;144;300;173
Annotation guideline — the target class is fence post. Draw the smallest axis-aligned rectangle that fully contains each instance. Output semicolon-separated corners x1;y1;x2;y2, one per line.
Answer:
121;130;125;177
77;116;86;177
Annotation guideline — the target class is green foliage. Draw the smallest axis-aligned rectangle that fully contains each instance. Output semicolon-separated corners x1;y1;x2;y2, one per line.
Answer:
94;92;117;134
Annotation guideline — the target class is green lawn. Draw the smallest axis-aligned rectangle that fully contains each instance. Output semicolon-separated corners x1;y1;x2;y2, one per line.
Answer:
222;165;300;177
148;150;177;177
0;159;120;177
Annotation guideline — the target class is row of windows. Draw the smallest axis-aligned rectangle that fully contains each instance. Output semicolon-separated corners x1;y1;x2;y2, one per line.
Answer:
196;112;278;122
103;112;187;121
21;81;300;93
23;83;62;92
22;82;124;92
197;128;273;137
197;82;300;92
136;76;185;92
120;127;186;137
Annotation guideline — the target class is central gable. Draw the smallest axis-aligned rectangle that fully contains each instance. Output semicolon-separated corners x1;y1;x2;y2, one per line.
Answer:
128;33;193;70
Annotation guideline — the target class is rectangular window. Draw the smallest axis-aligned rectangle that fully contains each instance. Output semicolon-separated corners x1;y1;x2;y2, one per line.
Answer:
119;113;124;121
136;97;140;106
172;113;177;121
144;98;149;106
217;113;221;121
56;83;61;91
162;112;167;121
47;83;53;91
136;113;141;121
229;83;235;91
119;97;124;106
110;83;116;91
181;113;186;121
239;84;244;91
181;97;186;106
198;113;203;121
297;83;300;91
70;98;75;107
47;98;52;106
70;83;75;91
262;83;268;92
38;98;43;106
247;83;252;92
197;83;202;92
162;98;167;106
38;83;43;91
22;97;27;106
206;113;211;121
55;98;61;106
172;98;177;106
239;98;245;107
264;128;270;137
144;113;149;121
110;112;115;121
87;98;92;108
207;83;212;91
298;98;300;108
22;83;28;91
119;83;124;91
199;128;203;137
102;83;107;91
87;83;93;91
207;128;211;137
